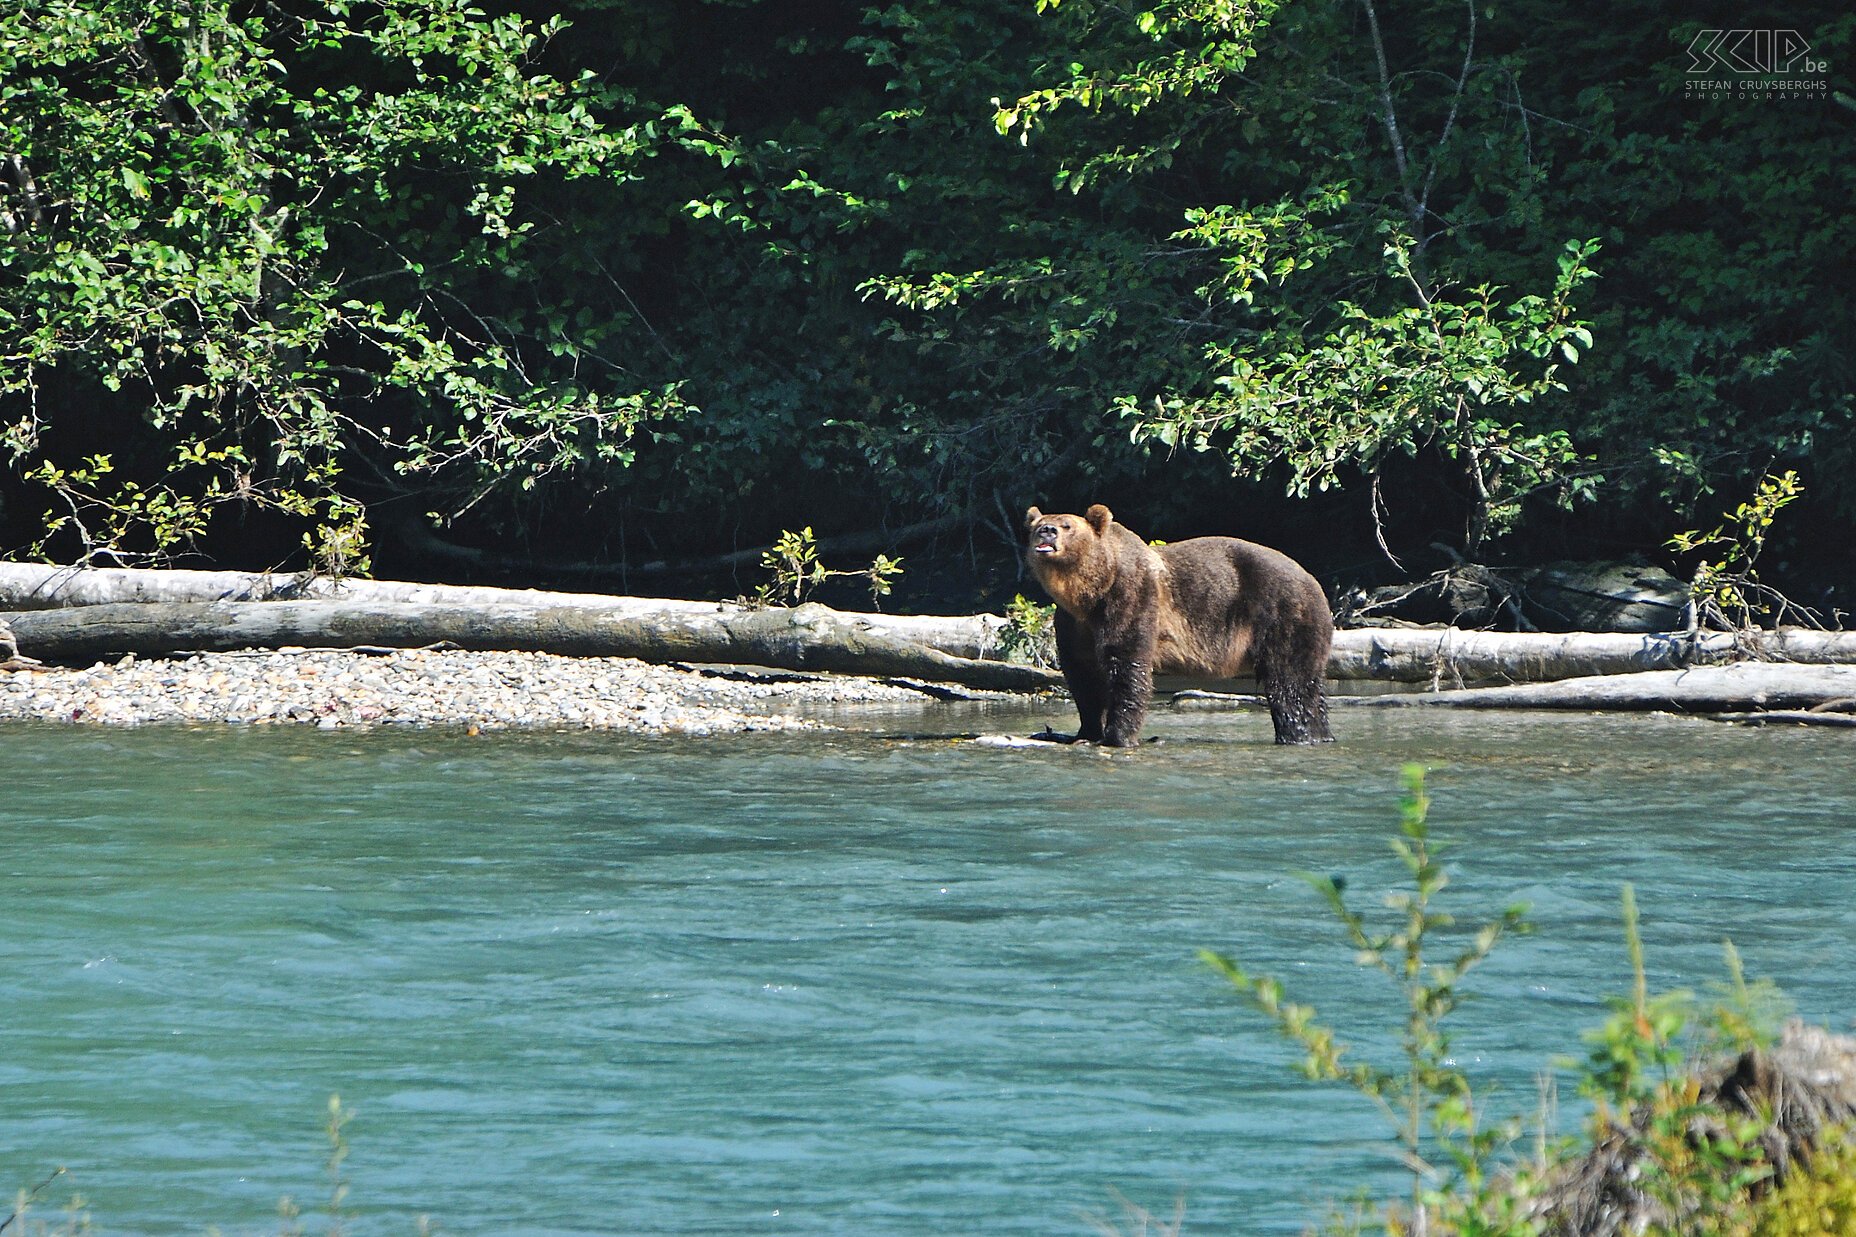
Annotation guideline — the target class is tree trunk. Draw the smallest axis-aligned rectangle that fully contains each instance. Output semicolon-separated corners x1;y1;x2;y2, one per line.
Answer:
0;600;1060;692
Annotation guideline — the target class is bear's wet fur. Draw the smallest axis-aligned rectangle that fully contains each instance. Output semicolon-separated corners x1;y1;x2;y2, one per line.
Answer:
1024;504;1333;747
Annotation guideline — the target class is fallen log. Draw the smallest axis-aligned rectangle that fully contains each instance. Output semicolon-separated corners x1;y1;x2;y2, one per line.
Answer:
0;600;1060;692
1328;626;1856;683
1363;662;1856;712
7;562;1855;687
0;562;1008;660
1711;710;1856;727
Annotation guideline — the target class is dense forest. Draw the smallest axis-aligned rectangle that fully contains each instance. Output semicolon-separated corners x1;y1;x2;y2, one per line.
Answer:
1;0;1851;614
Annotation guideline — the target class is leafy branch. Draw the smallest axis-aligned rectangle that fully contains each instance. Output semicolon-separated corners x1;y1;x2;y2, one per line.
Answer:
1135;235;1602;557
752;527;904;610
1668;470;1820;633
1202;766;1533;1230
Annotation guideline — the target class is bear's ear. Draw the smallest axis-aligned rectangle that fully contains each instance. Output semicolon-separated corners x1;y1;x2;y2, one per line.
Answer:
1085;504;1113;534
1024;506;1043;529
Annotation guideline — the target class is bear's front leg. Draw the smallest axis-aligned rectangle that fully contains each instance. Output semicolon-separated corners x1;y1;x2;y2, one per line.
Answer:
1054;609;1109;741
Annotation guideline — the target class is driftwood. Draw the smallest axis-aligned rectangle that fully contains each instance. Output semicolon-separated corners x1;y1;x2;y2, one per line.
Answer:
1364;662;1856;712
0;617;44;671
0;600;1060;692
1527;1021;1856;1236
1329;626;1856;685
0;562;1008;660
1712;710;1856;728
1711;695;1856;726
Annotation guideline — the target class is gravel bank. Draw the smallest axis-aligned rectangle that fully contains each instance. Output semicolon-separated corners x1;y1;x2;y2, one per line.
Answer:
0;648;994;733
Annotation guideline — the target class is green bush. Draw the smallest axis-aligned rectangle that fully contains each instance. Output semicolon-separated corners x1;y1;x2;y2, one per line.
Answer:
1728;1131;1856;1237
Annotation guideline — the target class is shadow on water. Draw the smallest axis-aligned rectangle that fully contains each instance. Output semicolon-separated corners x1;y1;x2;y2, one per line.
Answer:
3;705;1853;1234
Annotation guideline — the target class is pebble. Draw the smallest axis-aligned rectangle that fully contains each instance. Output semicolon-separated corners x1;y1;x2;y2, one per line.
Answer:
0;649;972;734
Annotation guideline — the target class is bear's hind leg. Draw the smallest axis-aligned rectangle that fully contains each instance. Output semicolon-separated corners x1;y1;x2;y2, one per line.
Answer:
1255;644;1333;745
1262;675;1331;744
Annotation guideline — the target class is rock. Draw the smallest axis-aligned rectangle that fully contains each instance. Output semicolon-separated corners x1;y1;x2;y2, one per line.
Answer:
1520;561;1688;632
1338;561;1693;634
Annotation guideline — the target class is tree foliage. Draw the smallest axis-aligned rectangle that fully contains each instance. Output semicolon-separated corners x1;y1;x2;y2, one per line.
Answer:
0;0;1850;594
0;0;685;566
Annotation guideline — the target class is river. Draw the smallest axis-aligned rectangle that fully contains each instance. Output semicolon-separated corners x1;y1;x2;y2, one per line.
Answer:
4;706;1852;1233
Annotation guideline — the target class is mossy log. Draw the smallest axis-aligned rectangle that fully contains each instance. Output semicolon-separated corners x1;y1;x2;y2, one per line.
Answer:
0;599;1060;692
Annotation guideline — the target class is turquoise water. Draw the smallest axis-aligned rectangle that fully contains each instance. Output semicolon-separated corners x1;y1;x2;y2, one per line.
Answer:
3;706;1853;1234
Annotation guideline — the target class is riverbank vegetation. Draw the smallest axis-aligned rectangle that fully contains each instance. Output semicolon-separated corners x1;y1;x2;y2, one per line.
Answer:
1204;767;1856;1236
1;1;1851;607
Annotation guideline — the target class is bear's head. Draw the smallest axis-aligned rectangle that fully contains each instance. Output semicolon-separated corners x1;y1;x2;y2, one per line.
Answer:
1024;504;1113;570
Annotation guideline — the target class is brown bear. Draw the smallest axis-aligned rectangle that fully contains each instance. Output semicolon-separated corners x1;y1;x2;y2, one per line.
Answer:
1024;504;1333;747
